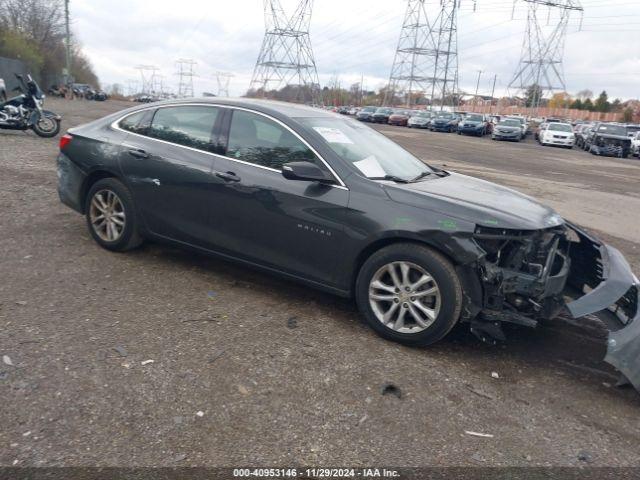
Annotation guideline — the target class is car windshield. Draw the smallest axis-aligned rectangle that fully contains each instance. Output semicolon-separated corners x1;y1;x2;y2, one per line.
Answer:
465;114;483;122
361;106;376;113
376;108;392;114
500;120;521;128
597;124;627;136
436;113;453;119
416;112;431;117
548;123;573;132
300;118;432;181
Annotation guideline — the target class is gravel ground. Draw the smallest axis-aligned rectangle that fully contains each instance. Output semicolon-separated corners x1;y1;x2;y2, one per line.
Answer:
1;98;639;468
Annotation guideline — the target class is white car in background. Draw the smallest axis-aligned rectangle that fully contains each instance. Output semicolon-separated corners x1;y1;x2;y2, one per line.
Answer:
539;122;575;148
631;131;640;157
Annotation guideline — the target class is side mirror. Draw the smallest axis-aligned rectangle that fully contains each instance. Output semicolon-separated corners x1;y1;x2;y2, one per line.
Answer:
282;161;334;183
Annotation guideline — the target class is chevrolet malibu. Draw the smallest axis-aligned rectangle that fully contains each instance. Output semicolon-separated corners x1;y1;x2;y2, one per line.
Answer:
57;99;640;390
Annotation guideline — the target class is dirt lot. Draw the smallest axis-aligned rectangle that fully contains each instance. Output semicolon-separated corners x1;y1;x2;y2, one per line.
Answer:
1;98;640;468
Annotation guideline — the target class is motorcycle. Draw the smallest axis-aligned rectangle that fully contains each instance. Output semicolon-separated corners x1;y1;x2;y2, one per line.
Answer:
0;73;61;138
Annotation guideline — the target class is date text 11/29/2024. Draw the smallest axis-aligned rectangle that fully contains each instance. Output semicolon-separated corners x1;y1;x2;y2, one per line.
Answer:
233;468;400;478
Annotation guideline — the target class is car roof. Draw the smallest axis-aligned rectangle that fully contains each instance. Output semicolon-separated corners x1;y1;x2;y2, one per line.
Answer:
138;97;341;120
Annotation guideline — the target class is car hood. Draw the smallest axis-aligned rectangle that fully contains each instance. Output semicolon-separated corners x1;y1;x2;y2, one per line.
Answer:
595;133;631;141
383;172;564;230
496;125;520;132
462;121;482;126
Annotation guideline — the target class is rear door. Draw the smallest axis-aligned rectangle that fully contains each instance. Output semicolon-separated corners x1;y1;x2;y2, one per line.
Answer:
204;107;349;287
118;104;223;248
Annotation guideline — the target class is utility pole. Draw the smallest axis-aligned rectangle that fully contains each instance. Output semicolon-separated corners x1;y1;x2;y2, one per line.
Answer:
509;0;583;113
474;70;483;109
135;65;159;95
64;0;72;86
490;74;497;113
250;0;320;103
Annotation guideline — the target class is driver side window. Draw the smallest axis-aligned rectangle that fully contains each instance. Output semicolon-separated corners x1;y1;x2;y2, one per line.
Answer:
226;110;321;170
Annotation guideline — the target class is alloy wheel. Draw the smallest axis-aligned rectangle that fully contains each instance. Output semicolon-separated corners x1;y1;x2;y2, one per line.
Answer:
89;189;126;242
368;261;441;334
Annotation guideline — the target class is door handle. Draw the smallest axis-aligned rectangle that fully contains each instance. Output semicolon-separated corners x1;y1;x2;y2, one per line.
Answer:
215;171;241;182
128;148;149;159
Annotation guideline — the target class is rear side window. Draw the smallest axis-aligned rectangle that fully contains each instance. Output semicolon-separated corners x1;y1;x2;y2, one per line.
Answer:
226;110;320;170
118;111;147;134
148;106;219;152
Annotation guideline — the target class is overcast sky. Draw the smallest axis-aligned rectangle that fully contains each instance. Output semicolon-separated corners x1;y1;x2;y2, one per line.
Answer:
72;0;640;100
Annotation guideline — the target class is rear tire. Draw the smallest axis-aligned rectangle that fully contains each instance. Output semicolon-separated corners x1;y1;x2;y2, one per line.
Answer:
85;178;143;252
355;243;462;346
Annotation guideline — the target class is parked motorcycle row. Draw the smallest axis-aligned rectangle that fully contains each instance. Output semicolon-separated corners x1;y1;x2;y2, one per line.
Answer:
0;73;61;138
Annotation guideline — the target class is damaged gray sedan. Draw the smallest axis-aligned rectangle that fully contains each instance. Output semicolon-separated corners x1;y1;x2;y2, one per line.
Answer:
56;99;640;391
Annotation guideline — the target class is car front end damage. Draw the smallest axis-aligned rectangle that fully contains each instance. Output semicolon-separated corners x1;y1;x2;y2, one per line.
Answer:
590;134;631;157
460;222;640;389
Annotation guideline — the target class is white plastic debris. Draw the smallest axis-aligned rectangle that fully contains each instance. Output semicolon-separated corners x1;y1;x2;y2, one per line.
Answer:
196;411;204;417
140;359;154;366
491;372;500;379
465;430;494;438
3;355;13;366
22;431;31;437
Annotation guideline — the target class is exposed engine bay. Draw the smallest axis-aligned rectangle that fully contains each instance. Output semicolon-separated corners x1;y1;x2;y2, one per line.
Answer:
462;222;640;388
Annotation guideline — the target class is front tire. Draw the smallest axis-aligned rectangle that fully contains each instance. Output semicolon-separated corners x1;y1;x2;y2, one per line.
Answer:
32;116;60;138
355;244;462;346
85;178;143;252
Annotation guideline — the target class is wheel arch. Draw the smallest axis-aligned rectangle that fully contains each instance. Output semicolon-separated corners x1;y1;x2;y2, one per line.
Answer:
351;235;458;294
351;235;484;321
80;168;122;213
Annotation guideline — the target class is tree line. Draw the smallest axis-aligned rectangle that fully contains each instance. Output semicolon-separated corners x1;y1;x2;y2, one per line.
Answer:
0;0;99;88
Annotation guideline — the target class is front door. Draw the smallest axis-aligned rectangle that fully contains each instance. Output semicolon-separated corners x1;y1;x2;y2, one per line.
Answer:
205;108;349;287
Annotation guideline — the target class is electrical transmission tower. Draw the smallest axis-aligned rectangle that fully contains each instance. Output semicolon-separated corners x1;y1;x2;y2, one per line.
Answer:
176;59;197;98
508;0;583;109
250;0;320;101
215;72;235;97
135;65;159;95
386;0;471;108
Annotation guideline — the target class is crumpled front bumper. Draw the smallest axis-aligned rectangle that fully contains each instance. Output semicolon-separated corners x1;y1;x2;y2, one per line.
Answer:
565;225;640;390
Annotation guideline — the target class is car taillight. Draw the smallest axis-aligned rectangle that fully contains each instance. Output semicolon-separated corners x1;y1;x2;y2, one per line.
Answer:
59;134;72;151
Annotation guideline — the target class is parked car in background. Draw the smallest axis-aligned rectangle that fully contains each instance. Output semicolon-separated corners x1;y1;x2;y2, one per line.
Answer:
348;107;360;115
458;113;491;136
631;131;640;157
626;124;640;139
0;77;6;102
356;106;377;122
492;118;523;142
574;124;593;149
539;122;575;148
534;122;548;141
372;107;394;124
407;111;433;129
505;116;528;139
587;123;631;157
430;112;459;132
388;109;411;126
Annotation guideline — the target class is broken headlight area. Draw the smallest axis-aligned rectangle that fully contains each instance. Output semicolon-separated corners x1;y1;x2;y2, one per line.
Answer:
466;223;640;390
468;225;571;343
